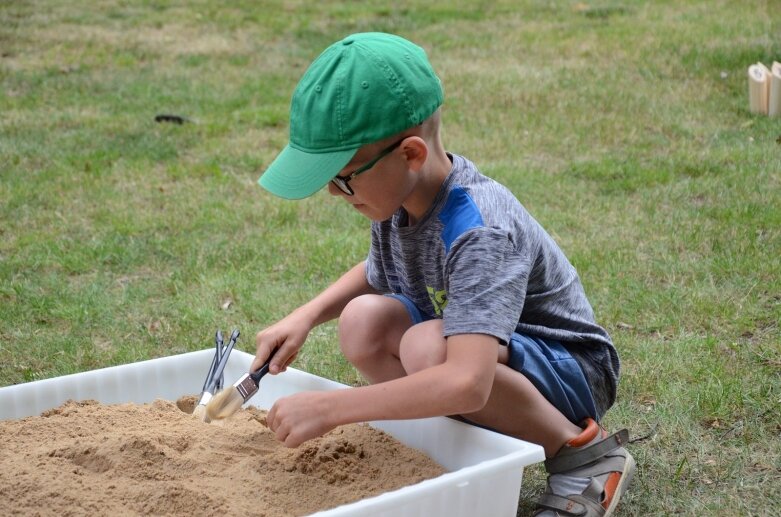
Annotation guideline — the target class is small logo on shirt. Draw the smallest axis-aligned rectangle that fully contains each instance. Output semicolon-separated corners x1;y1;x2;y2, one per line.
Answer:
427;286;448;316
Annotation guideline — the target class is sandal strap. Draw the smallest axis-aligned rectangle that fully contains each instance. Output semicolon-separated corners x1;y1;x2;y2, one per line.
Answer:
536;492;606;517
545;429;629;475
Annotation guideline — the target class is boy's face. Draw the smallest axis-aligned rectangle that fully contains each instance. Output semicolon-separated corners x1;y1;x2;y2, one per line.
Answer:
327;138;417;221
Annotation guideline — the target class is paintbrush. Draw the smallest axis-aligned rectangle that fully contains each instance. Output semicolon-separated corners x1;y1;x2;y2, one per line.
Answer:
205;349;277;421
193;329;239;422
192;330;223;422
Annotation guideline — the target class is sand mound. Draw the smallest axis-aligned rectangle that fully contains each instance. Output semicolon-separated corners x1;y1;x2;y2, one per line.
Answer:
0;397;445;516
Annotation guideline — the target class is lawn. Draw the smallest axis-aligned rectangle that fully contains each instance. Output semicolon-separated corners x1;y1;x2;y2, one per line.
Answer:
1;0;779;514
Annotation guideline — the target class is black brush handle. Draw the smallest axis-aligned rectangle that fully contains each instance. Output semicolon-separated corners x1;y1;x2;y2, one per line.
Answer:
249;347;278;385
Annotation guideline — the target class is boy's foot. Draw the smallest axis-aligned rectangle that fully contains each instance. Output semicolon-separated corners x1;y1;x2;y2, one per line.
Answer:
534;418;635;517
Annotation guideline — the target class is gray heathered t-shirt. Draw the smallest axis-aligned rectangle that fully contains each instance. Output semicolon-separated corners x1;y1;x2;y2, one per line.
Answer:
365;153;619;416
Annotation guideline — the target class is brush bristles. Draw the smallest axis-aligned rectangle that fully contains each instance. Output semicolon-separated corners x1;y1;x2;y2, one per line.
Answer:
205;388;244;421
192;404;210;423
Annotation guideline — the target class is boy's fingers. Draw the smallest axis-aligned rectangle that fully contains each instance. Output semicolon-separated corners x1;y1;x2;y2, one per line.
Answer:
275;351;298;373
266;403;277;430
253;331;279;371
267;347;284;374
266;401;295;445
254;325;305;373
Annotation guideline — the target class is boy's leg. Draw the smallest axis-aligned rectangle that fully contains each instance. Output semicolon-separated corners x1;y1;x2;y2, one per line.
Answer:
398;319;582;455
395;319;635;517
338;294;581;451
338;295;633;515
337;294;415;384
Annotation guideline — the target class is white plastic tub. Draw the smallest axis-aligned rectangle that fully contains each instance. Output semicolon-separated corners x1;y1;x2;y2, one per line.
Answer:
0;350;544;516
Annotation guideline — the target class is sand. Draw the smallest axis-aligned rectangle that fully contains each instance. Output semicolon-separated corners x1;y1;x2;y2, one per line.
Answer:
0;397;446;516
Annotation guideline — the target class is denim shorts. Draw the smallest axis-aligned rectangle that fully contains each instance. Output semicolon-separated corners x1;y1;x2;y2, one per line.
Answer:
386;293;597;425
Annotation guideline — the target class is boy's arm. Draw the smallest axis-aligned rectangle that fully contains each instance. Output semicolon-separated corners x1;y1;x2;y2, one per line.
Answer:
252;261;378;374
267;333;499;447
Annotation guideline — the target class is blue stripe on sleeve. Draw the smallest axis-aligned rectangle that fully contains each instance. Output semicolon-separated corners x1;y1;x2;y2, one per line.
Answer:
438;187;484;253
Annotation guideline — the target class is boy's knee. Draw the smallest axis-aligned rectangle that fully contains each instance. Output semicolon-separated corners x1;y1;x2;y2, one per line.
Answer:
338;295;383;340
338;294;410;360
399;321;445;374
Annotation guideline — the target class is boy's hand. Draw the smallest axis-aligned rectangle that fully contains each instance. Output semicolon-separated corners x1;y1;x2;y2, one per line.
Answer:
252;261;373;375
266;391;336;447
252;311;313;374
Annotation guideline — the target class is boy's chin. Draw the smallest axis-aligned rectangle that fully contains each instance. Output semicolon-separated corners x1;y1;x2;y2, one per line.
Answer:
366;209;398;223
352;203;383;220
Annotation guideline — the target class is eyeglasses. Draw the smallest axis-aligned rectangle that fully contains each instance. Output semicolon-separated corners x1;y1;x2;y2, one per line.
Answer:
331;139;404;196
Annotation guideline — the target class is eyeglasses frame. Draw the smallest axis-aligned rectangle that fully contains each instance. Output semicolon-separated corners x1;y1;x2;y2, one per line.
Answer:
331;139;405;196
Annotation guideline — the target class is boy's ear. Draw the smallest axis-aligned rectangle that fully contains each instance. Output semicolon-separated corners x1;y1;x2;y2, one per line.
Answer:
400;136;428;172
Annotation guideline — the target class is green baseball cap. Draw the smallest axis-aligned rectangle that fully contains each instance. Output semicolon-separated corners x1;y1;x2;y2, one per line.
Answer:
258;32;444;199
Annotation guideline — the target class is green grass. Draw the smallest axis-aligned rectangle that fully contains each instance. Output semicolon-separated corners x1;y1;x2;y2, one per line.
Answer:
2;0;780;514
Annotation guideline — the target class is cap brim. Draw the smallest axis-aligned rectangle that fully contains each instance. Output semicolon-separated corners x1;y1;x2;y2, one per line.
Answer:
258;145;357;200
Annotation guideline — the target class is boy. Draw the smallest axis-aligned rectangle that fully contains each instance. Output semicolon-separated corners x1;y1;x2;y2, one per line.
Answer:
251;32;634;516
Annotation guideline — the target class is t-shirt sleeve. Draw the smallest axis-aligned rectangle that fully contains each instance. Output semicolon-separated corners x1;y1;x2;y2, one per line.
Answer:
442;226;532;343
